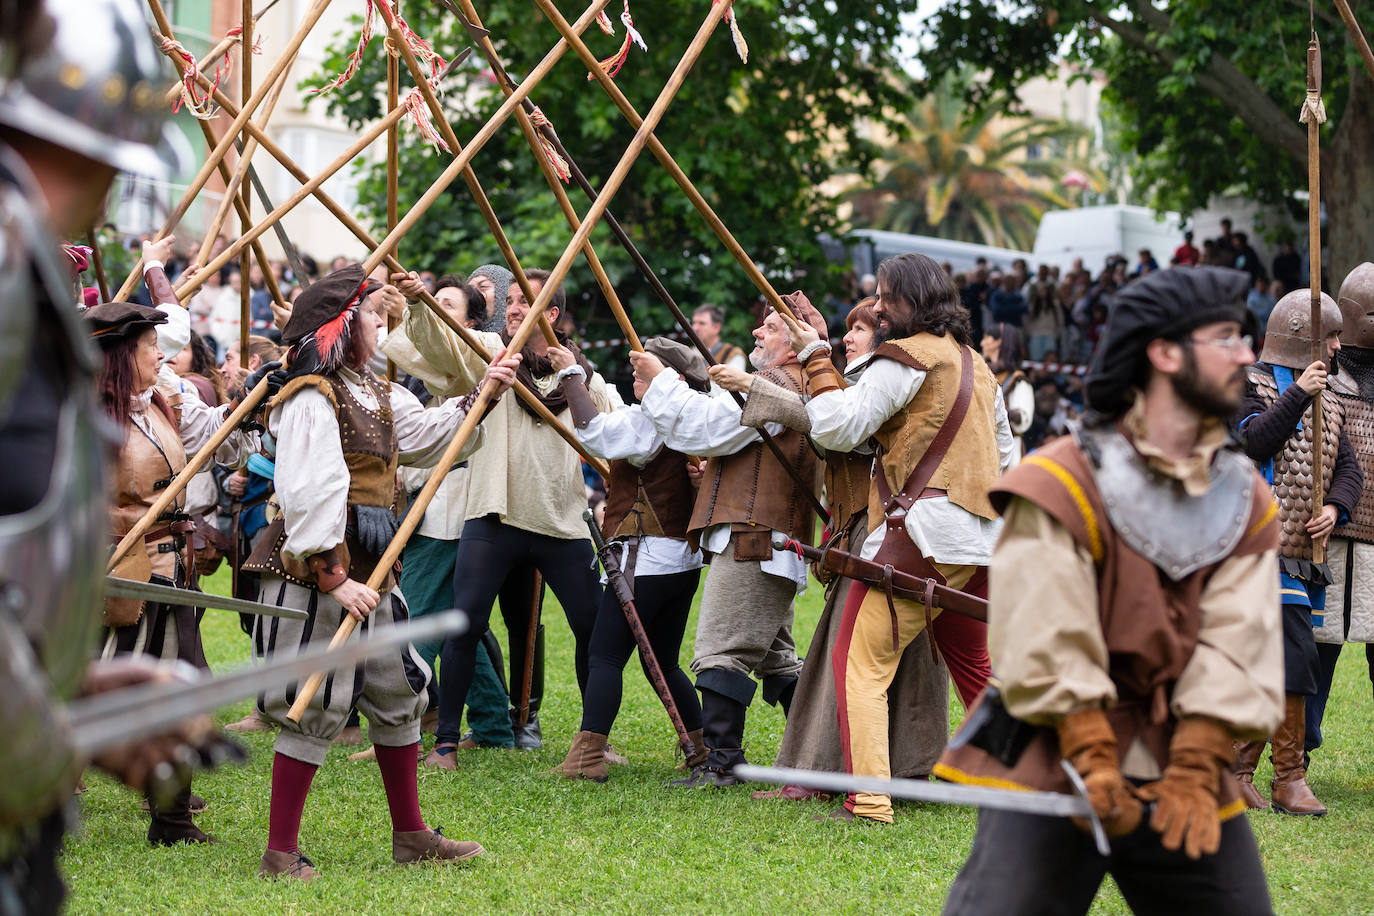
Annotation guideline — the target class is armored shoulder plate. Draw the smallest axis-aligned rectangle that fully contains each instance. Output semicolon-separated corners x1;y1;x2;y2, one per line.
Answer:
1080;427;1255;581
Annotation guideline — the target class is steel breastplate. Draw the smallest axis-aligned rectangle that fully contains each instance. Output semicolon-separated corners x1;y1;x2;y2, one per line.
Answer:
1078;426;1254;582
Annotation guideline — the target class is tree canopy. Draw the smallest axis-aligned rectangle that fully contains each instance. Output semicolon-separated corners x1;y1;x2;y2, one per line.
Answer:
305;0;926;353
912;0;1374;282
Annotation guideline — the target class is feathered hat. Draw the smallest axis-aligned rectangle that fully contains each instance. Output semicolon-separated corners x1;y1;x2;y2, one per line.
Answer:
280;263;382;376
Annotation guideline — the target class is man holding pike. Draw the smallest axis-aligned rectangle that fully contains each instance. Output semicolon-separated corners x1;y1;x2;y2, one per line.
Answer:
765;254;1017;823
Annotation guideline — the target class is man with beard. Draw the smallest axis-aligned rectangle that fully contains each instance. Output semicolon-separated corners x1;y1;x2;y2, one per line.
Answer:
1230;288;1360;816
770;255;1014;822
1308;263;1374;773
633;299;826;788
938;267;1283;915
389;269;615;765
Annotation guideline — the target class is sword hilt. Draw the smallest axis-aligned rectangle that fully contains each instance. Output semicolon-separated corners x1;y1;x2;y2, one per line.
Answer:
583;507;610;554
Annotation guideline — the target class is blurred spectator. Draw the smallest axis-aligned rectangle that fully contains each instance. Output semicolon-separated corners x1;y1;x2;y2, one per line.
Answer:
1232;231;1265;284
1247;275;1278;329
1132;248;1159;277
1272;239;1302;292
989;273;1027;327
1170;230;1199;267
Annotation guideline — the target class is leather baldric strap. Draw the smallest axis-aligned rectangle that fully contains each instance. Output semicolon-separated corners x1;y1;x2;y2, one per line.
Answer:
875;344;976;515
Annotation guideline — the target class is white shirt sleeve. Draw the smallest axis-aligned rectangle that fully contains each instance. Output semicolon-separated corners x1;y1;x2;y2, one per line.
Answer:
155;302;190;361
271;389;350;561
806;358;924;453
390;382;485;468
994;386;1019;472
579;404;665;465
639;371;784;456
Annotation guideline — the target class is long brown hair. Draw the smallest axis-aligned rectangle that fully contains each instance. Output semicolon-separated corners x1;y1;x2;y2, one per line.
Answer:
876;254;971;346
97;336;174;431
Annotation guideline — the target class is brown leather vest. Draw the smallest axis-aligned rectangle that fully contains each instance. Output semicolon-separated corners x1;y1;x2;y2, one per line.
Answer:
602;447;696;546
825;450;873;551
935;433;1279;812
1247;365;1344;560
687;362;820;545
244;370;399;589
1330;372;1374;545
111;399;186;580
868;334;1001;523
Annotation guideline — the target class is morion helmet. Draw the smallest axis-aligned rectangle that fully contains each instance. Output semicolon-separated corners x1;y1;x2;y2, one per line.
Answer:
1260;288;1342;370
0;0;188;176
1337;263;1374;350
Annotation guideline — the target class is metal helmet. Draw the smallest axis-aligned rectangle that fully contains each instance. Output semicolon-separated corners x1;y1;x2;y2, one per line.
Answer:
1260;288;1342;369
1337;262;1374;350
0;0;188;176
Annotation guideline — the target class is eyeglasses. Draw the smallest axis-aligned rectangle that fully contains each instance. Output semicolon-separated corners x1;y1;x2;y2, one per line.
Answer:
1186;334;1253;352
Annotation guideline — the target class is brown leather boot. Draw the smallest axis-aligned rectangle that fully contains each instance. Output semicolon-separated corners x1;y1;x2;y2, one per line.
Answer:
259;848;318;882
1270;694;1327;816
549;731;609;782
1230;740;1269;810
392;827;483;865
676;729;708;771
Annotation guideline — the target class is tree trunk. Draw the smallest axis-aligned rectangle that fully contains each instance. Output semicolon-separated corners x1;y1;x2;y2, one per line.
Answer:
1325;68;1374;290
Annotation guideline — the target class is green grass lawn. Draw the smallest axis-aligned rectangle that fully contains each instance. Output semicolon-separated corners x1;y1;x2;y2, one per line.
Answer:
64;568;1374;915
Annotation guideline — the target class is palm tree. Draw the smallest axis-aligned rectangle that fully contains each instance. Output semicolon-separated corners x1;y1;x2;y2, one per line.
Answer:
848;75;1104;251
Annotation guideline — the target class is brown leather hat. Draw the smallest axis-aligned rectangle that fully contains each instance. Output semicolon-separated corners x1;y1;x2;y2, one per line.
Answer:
83;300;167;348
645;336;710;392
281;263;383;345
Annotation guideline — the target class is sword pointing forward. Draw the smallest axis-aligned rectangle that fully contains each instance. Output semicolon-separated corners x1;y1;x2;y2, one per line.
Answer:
105;576;309;620
734;761;1112;857
65;609;467;756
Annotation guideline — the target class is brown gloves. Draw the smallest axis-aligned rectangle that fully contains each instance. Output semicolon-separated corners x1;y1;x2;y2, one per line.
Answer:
1138;716;1236;860
1056;708;1142;838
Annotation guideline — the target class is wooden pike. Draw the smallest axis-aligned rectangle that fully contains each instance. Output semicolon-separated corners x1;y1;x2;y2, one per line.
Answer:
86;228;111;302
159;0;284;106
445;0;641;351
175;99;412;302
145;5;290;320
239;0;254;363
372;0;560;347
1333;0;1374;83
121;0;335;302
170;59;612;476
453;5;829;520
385;3;400;381
356;0;614;280
1303;33;1328;564
534;0;803;326
287;0;725;722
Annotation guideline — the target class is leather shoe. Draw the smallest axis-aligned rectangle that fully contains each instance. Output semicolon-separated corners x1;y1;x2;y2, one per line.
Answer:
751;783;834;802
669;766;743;788
422;742;458;771
392;826;483;865
259;848;317;882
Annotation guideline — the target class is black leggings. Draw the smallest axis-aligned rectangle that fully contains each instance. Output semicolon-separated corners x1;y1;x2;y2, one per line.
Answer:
436;515;601;746
581;568;703;736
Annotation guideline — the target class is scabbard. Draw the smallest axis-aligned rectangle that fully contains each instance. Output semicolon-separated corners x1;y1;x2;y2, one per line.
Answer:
776;537;988;622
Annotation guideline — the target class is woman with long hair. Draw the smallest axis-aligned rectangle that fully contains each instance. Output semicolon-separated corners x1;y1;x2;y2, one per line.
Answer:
87;256;258;846
1022;281;1065;361
981;322;1035;453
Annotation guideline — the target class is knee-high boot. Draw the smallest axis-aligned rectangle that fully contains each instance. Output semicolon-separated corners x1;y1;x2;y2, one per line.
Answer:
1230;740;1269;809
1270;694;1327;816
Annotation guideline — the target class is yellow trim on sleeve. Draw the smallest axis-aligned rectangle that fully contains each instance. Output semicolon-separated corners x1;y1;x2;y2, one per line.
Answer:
931;762;1035;793
1218;797;1248;822
1246;500;1278;539
1021;455;1105;564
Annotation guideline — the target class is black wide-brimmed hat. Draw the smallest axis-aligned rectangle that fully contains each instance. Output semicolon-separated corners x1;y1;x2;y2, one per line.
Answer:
645;336;710;392
83;301;167;348
280;263;383;346
1086;266;1251;417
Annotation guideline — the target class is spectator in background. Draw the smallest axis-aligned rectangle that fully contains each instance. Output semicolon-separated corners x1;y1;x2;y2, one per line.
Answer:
1273;240;1302;292
419;270;437;294
1233;231;1265;284
857;273;877;301
989;273;1027;327
1132;248;1159;277
1200;238;1220;266
1023;282;1064;361
955;272;985;349
1214;217;1238;267
208;266;242;355
329;254;348;273
1247;275;1279;330
691;304;746;370
1171;230;1200;267
982;323;1034;452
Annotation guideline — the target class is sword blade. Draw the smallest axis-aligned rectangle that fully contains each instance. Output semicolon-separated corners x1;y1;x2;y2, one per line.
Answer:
734;763;1111;856
67;610;466;755
105;576;308;620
